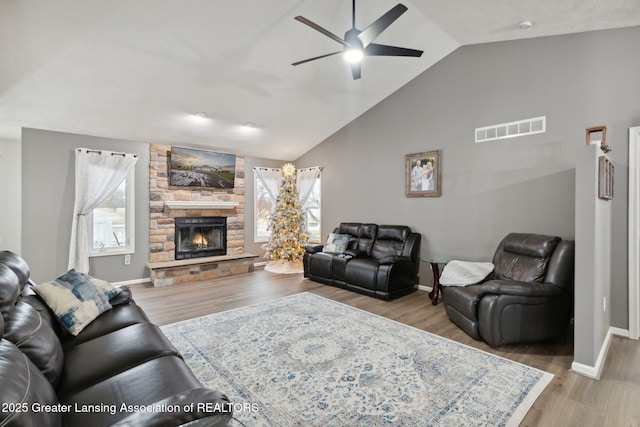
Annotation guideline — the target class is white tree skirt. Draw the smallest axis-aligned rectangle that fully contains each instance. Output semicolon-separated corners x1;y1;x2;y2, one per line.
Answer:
264;260;304;274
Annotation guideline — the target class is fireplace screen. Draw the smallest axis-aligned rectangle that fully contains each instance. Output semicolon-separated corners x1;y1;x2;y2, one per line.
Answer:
175;217;226;259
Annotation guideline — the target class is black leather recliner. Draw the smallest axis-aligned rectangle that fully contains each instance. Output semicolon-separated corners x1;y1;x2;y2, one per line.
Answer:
441;233;575;347
304;223;421;300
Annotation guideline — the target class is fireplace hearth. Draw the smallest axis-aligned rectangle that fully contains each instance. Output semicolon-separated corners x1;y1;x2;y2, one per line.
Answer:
174;217;227;260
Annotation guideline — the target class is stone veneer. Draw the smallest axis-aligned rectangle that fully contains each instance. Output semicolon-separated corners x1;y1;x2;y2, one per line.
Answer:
147;254;257;287
148;144;246;264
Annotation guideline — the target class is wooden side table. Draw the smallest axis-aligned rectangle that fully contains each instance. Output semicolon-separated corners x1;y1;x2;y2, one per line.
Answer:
422;258;449;305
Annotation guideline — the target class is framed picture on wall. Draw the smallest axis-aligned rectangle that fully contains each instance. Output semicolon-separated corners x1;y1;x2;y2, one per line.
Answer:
406;150;441;197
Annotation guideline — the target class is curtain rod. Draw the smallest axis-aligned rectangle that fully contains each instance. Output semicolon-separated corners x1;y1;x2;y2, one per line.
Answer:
78;148;138;158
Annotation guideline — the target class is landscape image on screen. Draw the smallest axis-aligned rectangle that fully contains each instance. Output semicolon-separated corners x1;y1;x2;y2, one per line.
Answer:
169;147;236;188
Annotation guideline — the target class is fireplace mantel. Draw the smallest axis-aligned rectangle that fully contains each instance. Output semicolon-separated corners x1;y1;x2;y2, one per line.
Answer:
164;201;239;210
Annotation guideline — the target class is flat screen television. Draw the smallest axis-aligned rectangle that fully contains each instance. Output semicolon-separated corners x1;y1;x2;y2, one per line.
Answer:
169;146;236;188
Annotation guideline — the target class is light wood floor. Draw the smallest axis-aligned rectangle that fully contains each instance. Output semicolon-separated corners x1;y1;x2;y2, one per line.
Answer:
129;270;640;426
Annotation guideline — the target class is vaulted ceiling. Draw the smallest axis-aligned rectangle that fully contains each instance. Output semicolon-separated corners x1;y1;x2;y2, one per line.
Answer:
1;0;639;160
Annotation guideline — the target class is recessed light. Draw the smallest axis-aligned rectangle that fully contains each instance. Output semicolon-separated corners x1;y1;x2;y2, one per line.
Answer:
233;122;261;139
518;21;533;30
193;111;208;118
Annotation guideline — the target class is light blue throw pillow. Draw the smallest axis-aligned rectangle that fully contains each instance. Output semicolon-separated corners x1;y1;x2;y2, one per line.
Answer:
33;269;112;336
79;271;122;300
323;233;350;254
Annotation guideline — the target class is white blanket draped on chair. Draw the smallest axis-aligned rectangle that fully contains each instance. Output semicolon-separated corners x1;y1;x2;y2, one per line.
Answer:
439;260;495;286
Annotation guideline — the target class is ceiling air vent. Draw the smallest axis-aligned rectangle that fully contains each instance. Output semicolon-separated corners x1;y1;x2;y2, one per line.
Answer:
475;116;546;143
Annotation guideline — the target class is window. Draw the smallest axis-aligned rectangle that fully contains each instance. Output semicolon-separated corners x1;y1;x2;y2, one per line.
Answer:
302;176;321;243
254;172;276;243
254;167;322;243
89;169;135;255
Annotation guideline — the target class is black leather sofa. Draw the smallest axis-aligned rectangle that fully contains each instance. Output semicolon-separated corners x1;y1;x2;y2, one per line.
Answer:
0;251;232;427
303;223;421;300
441;233;575;347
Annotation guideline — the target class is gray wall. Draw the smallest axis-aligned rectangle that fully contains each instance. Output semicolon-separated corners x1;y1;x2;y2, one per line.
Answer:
0;138;22;253
574;146;612;367
22;128;151;283
296;27;640;335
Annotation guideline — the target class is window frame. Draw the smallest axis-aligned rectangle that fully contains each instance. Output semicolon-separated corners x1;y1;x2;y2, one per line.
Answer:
88;168;135;257
253;167;322;244
254;169;277;243
302;175;321;244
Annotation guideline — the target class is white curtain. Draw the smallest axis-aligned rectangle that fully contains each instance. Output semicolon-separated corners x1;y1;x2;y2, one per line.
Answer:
254;167;282;200
68;148;138;273
297;166;322;205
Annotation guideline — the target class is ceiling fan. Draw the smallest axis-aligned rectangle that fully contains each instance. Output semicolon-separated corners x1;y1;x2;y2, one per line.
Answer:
292;0;423;80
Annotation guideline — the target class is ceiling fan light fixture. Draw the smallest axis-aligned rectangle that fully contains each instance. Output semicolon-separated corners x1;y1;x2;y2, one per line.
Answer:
292;1;422;79
344;48;364;63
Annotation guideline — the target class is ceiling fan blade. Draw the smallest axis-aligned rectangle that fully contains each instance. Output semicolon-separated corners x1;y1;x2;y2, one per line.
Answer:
291;51;342;66
357;4;408;47
294;16;351;48
350;62;362;80
365;43;423;57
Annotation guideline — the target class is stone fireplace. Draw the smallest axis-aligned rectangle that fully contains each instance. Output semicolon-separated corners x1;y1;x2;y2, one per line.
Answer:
147;144;256;286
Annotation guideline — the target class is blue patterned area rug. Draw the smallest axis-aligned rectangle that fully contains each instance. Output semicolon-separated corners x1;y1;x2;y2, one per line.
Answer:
161;292;552;426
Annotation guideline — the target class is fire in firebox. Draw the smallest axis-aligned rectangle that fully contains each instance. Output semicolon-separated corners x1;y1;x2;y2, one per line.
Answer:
192;232;209;249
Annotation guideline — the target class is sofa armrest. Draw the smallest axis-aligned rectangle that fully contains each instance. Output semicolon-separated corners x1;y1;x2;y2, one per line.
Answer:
110;287;133;306
481;280;567;297
305;244;324;254
112;388;232;427
401;232;421;262
378;256;412;265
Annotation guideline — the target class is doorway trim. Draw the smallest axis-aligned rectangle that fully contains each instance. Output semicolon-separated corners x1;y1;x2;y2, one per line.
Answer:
628;126;640;340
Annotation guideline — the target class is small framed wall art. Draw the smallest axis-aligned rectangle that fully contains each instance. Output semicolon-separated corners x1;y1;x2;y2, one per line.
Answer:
586;125;611;153
598;155;614;200
406;150;441;197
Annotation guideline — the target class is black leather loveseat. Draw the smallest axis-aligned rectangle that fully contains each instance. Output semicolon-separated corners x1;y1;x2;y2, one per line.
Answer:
303;223;421;300
0;251;232;427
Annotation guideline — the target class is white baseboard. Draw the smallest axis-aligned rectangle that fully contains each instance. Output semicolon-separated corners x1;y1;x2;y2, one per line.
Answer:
113;277;435;290
113;277;150;287
571;326;629;379
609;327;629;338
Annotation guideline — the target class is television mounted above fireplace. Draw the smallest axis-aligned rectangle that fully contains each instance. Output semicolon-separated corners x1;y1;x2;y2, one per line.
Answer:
169;146;236;188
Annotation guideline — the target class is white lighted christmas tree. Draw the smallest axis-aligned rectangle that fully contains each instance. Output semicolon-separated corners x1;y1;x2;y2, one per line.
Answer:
264;163;308;266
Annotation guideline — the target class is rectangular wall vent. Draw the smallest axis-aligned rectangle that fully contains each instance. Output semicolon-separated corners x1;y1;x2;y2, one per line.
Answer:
475;116;546;143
